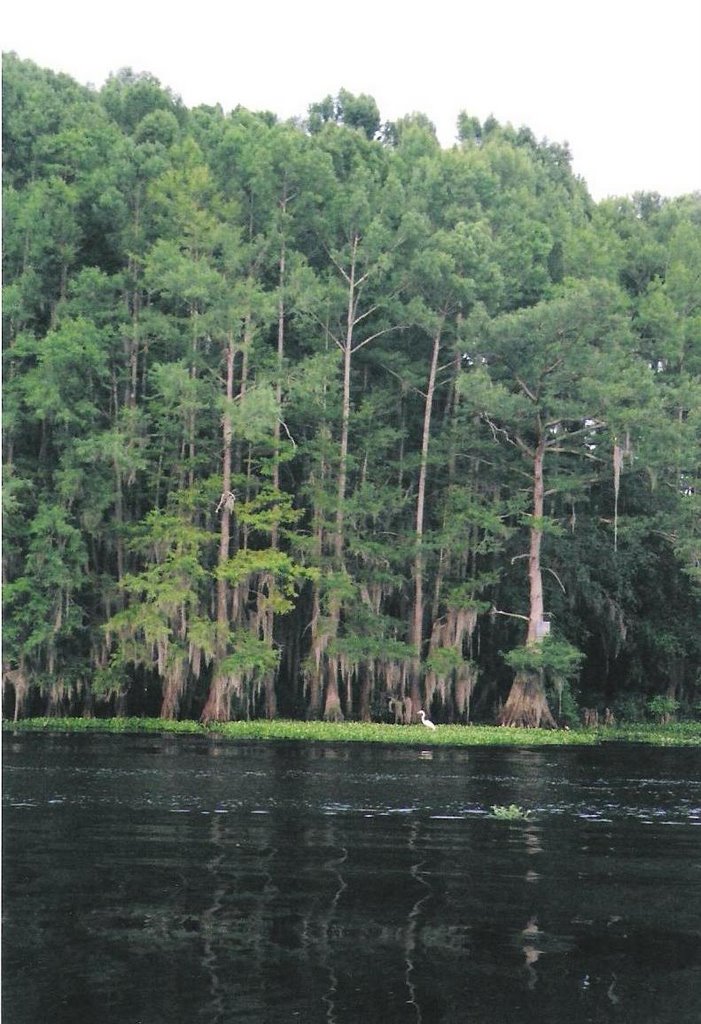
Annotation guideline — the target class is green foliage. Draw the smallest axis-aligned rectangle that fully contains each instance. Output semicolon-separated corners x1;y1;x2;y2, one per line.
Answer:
92;656;128;697
442;587;492;614
327;636;414;664
2;53;700;728
216;548;316;613
5;717;700;747
613;695;647;723
425;647;466;676
233;486;303;534
547;678;580;727
504;637;584;680
217;631;280;676
490;804;533;820
646;695;680;724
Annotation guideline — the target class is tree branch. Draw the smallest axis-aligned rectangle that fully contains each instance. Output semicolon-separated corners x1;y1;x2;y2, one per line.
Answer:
279;418;297;447
490;606;529;622
351;324;405;352
482;415;534;457
515;375;538;403
306;308;343;351
322;243;351;284
544;566;567;593
352;302;381;328
541;356;564;376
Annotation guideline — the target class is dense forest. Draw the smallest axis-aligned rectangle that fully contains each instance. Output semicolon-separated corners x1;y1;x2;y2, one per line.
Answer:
3;53;700;727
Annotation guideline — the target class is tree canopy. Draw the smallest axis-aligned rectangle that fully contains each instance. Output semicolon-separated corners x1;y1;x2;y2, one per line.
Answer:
3;53;700;726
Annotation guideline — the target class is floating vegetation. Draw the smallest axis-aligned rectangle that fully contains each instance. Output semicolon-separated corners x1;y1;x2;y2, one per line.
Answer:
490;803;534;820
3;717;700;747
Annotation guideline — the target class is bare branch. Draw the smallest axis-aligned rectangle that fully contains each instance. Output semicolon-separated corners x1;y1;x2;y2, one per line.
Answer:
483;414;516;448
377;361;436;401
279;418;297;447
490;606;530;622
352;302;381;328
483;415;534;457
305;308;343;351
544;566;567;593
547;446;605;463
322;242;351;284
216;491;236;514
351;324;405;352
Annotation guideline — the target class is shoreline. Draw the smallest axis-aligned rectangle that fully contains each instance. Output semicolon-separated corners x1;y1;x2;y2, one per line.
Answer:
4;717;701;747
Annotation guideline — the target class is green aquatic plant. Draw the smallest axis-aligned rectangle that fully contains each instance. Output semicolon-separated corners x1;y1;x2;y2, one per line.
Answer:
3;717;700;747
490;803;533;821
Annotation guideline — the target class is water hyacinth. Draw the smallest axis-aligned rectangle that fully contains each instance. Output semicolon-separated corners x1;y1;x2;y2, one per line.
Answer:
3;717;700;747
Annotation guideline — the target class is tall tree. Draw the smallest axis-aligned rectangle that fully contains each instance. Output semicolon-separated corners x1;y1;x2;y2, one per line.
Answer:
460;281;641;725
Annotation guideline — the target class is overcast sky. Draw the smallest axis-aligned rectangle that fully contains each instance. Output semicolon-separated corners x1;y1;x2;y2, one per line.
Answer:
4;0;700;200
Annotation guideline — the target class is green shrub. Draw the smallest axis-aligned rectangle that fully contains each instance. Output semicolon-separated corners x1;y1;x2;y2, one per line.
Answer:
646;695;680;724
612;695;646;723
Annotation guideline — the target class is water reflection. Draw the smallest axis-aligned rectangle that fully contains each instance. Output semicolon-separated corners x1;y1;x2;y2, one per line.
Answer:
3;736;701;1023
322;821;348;1024
405;819;431;1023
201;815;222;1021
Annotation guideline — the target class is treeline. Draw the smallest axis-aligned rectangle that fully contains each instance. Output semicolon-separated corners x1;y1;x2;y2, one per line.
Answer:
3;54;700;725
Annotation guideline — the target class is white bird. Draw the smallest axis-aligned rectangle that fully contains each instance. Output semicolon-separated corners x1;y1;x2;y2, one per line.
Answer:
418;709;436;730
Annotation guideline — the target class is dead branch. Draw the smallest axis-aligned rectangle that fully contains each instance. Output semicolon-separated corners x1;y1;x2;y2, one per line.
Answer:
490;605;529;622
216;491;236;514
544;566;567;593
279;418;297;447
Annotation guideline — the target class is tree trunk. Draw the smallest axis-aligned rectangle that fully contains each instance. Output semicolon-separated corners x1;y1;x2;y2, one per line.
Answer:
304;583;324;718
499;669;556;728
202;332;236;726
410;322;442;659
323;241;357;719
187;309;199;490
128;271;140;408
526;436;546;645
322;590;344;721
303;437;329;719
335;241;356;563
114;463;125;604
233;311;251;478
217;333;235;633
160;658;187;720
271;236;286;550
264;675;277;719
323;663;344;721
201;673;241;723
358;665;372;722
499;435;556;728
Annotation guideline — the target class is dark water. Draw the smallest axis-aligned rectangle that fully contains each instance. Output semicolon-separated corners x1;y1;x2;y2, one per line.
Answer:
3;735;701;1024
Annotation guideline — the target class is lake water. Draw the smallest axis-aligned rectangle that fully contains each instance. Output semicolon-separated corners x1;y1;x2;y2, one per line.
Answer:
3;734;701;1023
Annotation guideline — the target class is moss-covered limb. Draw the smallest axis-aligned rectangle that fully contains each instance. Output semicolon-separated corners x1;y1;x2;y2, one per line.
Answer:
3;717;700;747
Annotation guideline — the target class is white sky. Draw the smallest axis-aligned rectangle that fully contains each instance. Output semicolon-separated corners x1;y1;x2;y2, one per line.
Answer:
4;0;700;200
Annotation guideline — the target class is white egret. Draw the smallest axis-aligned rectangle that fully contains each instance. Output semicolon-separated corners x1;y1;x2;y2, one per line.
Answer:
418;709;436;730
